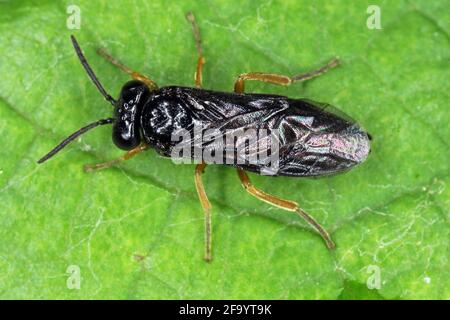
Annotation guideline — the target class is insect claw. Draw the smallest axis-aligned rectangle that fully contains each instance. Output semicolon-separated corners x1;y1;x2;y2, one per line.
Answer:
325;238;336;250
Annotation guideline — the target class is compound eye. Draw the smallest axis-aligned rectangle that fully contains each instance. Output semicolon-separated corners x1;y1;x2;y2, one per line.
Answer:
120;80;149;102
112;120;141;150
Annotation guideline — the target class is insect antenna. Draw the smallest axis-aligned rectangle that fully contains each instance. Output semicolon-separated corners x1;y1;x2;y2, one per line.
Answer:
70;35;116;106
37;118;114;164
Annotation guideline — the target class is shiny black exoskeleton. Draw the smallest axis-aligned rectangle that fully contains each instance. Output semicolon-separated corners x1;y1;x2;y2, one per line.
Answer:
36;30;372;259
113;80;371;177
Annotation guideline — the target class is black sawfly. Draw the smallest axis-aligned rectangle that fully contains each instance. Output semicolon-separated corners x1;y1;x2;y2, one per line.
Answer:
38;12;371;261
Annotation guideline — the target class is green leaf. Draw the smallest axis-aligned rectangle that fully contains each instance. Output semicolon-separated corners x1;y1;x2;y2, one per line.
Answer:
0;0;448;299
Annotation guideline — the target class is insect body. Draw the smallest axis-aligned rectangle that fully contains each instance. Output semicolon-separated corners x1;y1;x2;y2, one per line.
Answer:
142;86;370;176
38;12;371;261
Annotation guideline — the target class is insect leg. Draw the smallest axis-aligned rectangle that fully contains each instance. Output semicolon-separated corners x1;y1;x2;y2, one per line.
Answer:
234;58;339;93
236;168;336;249
96;47;158;91
185;12;205;88
84;143;148;172
291;58;340;82
194;163;213;262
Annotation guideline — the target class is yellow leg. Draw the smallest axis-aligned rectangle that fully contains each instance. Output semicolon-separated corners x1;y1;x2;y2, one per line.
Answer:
237;169;335;249
96;47;158;91
186;12;205;88
84;143;148;172
234;58;339;93
194;163;213;262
